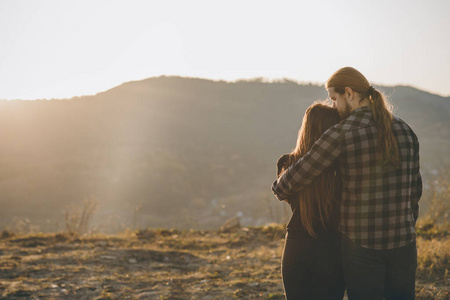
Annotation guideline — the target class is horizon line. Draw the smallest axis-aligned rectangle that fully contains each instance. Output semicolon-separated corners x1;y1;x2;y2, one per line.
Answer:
1;75;448;101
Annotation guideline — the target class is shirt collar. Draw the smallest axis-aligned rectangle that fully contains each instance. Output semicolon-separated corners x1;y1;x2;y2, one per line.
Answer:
344;106;372;125
349;105;371;116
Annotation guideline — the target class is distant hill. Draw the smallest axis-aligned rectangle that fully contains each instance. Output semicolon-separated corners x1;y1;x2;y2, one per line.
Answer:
0;77;449;230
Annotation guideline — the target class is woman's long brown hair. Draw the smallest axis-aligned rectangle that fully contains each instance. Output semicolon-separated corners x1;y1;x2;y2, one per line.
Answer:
280;102;341;237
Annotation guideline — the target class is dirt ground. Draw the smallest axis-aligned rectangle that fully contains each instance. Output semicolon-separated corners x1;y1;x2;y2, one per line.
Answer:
0;226;448;299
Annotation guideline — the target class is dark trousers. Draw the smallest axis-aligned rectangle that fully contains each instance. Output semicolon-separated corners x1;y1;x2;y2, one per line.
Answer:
281;233;345;300
342;238;417;300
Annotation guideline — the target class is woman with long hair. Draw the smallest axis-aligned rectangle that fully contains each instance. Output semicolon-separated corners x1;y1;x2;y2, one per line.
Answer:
277;101;345;299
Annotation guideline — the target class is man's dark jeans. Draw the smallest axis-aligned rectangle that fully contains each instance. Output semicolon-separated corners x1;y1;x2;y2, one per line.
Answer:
342;237;417;300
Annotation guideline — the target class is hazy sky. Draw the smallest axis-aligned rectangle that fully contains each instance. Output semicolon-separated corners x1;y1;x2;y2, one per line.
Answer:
1;0;449;100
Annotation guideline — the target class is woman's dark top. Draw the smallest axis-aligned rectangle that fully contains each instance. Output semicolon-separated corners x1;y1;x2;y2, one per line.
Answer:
285;186;341;240
277;154;342;240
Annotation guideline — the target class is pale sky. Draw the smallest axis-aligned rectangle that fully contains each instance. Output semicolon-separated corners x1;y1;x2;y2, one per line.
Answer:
0;0;449;100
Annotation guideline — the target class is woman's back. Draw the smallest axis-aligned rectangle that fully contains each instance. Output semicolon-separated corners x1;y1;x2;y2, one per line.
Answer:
277;102;345;300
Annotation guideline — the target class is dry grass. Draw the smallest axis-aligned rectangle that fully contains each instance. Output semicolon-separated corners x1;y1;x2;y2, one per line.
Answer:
415;223;450;300
413;166;450;299
0;224;448;299
0;226;286;299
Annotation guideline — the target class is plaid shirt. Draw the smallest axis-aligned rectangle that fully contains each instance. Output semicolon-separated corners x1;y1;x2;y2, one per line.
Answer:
272;106;422;250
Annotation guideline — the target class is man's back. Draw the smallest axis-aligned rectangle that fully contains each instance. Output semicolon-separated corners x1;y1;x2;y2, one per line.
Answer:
335;106;422;250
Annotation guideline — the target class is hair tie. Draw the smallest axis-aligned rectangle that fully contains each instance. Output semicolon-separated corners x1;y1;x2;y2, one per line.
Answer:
367;86;375;95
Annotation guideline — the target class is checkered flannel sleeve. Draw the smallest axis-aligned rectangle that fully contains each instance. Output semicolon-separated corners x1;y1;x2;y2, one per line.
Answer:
271;127;342;201
411;135;422;222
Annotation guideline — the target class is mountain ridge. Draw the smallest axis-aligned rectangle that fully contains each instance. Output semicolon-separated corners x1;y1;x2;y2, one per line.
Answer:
3;76;449;102
0;76;448;230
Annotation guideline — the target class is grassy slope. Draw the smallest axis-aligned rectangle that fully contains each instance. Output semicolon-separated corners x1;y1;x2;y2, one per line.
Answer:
0;225;448;299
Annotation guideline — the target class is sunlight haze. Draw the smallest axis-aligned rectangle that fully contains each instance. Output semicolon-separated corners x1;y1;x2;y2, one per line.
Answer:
0;0;449;99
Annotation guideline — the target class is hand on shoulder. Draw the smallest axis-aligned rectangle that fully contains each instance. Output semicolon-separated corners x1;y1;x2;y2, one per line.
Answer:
277;154;290;177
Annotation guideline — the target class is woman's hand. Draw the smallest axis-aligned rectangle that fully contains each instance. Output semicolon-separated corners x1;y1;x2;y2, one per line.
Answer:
277;154;290;177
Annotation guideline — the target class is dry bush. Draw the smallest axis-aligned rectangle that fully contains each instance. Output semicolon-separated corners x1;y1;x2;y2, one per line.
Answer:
415;166;449;297
416;165;450;241
64;198;98;234
417;235;450;280
416;233;450;299
421;166;450;225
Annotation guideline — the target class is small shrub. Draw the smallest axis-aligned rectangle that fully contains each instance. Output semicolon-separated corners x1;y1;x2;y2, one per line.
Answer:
422;166;450;225
64;198;98;234
0;230;14;239
416;235;450;282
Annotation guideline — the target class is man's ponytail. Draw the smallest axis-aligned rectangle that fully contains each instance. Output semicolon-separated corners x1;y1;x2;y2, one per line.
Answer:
369;89;400;168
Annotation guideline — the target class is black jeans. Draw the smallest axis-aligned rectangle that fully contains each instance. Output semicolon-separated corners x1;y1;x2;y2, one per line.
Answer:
342;238;417;300
281;232;345;300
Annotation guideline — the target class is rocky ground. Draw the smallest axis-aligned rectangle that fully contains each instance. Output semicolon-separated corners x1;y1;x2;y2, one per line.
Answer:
0;225;448;299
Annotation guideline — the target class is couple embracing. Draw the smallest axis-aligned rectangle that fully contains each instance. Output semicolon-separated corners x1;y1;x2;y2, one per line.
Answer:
272;67;422;300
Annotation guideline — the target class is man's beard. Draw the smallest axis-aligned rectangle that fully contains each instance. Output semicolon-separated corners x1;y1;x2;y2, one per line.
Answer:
338;100;352;119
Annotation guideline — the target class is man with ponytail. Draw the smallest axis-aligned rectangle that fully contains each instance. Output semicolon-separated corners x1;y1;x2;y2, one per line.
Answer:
272;67;422;299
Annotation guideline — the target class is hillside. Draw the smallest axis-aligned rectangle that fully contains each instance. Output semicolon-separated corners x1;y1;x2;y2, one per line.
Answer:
0;77;449;231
